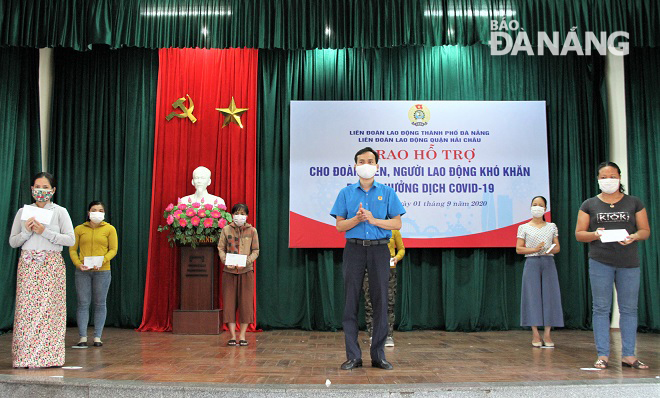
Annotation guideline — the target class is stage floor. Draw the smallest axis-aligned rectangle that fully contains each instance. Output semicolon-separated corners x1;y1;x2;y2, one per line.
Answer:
0;328;658;385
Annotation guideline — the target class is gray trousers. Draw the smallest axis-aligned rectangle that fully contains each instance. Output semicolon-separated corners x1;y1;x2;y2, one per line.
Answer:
520;256;564;327
342;241;390;361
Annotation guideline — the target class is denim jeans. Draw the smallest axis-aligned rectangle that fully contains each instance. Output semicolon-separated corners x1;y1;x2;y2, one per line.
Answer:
75;269;112;338
588;259;640;357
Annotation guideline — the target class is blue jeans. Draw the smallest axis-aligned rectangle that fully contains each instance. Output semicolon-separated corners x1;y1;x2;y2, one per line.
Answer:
588;259;640;357
75;269;112;338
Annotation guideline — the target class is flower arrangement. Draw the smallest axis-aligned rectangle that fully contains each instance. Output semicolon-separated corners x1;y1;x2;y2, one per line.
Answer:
157;197;232;248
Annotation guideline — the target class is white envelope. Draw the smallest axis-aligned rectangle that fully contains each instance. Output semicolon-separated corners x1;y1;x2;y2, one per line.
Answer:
598;229;629;243
20;205;54;225
226;253;248;267
83;256;104;269
545;243;556;254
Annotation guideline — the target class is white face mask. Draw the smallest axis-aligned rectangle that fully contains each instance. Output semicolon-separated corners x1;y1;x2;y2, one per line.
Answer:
233;214;247;226
530;206;545;219
89;211;105;223
598;178;620;194
355;164;378;179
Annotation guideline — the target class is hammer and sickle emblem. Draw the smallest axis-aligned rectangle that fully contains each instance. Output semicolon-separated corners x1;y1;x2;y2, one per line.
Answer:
166;94;197;123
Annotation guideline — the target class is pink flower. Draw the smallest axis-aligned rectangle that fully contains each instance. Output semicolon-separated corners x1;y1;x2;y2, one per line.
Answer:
191;216;200;226
192;202;201;208
177;203;187;211
218;218;227;228
201;198;205;203
173;209;183;219
211;210;222;219
203;218;213;228
204;204;213;210
165;203;174;212
179;218;187;227
166;215;174;225
218;204;227;211
197;209;206;217
188;197;192;203
177;197;181;204
185;208;196;217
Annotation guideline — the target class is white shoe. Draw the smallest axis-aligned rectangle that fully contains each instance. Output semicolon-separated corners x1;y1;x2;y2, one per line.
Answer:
385;337;394;347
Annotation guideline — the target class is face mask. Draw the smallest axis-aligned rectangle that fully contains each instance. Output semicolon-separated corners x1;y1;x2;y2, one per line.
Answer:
356;164;378;179
89;212;105;223
233;214;247;226
32;188;54;202
530;206;545;219
598;178;620;194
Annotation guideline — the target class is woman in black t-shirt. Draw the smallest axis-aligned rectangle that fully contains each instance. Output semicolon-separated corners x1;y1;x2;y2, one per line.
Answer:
575;162;651;370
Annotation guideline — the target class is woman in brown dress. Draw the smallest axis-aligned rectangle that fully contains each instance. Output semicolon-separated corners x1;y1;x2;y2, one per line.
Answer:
217;203;259;347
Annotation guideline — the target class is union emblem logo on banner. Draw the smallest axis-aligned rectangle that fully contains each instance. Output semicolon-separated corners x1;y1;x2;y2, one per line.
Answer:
408;103;430;126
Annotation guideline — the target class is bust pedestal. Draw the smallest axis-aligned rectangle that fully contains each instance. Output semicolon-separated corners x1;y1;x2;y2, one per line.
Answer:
172;245;222;334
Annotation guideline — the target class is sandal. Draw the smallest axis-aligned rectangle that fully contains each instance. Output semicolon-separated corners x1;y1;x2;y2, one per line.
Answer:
622;360;648;369
594;359;608;369
227;339;237;346
239;340;249;346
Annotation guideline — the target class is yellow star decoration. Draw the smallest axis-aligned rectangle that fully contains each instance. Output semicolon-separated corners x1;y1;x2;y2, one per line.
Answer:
215;97;249;128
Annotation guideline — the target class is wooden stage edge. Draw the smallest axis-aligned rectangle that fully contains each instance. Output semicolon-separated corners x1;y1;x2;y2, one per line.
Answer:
0;328;658;387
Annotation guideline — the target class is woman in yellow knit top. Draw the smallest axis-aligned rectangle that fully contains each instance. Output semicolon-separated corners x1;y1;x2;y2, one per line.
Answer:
363;229;405;347
69;201;118;348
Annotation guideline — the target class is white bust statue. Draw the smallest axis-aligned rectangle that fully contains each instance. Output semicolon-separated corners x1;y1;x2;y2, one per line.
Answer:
180;166;226;206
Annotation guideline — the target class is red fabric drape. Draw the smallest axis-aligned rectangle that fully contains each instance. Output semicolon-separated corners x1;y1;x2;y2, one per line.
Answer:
138;48;258;332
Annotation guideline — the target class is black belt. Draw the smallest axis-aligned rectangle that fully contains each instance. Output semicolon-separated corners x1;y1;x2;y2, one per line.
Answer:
347;238;390;246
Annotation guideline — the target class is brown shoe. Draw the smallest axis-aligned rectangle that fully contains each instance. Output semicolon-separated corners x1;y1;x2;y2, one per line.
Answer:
622;360;648;369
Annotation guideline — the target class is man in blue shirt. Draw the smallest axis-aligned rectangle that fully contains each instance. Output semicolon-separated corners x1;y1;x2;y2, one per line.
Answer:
330;147;406;370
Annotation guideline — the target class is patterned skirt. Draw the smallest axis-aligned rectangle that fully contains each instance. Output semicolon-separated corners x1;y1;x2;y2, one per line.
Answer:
12;250;67;368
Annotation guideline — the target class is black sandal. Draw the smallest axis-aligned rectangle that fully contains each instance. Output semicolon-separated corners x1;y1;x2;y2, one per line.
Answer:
227;339;237;346
622;360;648;369
239;340;249;346
594;359;608;369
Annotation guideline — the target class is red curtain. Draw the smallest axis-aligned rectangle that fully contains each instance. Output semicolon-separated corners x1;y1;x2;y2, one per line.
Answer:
138;48;258;332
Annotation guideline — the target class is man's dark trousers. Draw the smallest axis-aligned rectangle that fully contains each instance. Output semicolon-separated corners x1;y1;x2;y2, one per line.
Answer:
342;240;390;361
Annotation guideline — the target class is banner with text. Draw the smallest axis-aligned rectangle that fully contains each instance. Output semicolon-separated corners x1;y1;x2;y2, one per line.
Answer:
289;101;550;248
